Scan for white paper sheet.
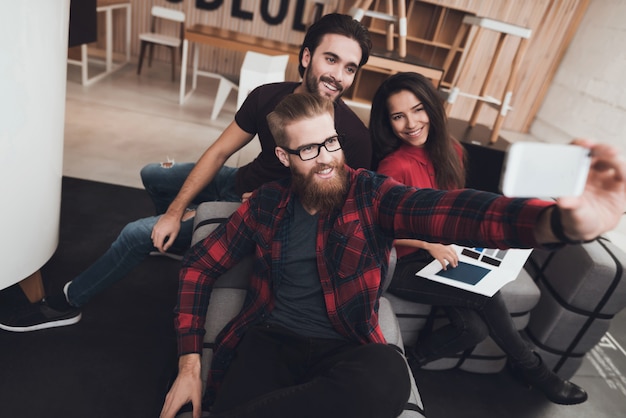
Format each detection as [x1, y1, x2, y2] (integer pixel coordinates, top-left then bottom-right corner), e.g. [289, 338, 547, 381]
[415, 245, 532, 297]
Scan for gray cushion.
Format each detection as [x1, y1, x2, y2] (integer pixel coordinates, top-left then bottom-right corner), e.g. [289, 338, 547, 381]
[384, 265, 541, 374]
[192, 201, 242, 246]
[529, 238, 626, 314]
[525, 237, 626, 378]
[379, 297, 426, 418]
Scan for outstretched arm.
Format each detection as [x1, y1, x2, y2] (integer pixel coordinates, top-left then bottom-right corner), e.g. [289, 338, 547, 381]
[534, 139, 626, 244]
[152, 122, 254, 252]
[160, 354, 202, 418]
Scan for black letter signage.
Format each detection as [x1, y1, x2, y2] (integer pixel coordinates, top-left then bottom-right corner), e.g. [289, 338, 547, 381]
[196, 0, 223, 11]
[260, 0, 289, 25]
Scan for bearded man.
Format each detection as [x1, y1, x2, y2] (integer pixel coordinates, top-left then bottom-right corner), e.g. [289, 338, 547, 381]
[161, 93, 626, 418]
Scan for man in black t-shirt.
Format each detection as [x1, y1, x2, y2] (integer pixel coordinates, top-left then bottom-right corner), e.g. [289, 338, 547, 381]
[146, 14, 373, 255]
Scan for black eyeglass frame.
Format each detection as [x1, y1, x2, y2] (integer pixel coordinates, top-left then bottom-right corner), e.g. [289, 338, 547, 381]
[281, 134, 344, 161]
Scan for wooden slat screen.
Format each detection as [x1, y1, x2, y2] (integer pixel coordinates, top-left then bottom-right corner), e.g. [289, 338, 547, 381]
[95, 0, 589, 133]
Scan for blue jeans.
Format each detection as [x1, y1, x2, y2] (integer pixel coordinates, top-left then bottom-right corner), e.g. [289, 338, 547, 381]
[141, 163, 241, 214]
[67, 215, 194, 307]
[66, 164, 241, 307]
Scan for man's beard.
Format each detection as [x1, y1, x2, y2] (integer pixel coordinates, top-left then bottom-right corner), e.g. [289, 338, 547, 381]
[305, 70, 344, 99]
[291, 162, 348, 214]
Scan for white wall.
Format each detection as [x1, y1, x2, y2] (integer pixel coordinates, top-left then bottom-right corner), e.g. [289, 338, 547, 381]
[531, 0, 626, 155]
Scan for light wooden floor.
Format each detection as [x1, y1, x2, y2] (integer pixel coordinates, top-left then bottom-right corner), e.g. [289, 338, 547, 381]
[64, 59, 259, 189]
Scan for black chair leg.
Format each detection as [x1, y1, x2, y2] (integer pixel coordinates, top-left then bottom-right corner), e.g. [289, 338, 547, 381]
[148, 43, 154, 67]
[170, 47, 176, 82]
[137, 41, 147, 75]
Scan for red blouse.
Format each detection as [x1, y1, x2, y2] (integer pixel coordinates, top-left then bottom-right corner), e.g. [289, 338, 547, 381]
[377, 143, 463, 258]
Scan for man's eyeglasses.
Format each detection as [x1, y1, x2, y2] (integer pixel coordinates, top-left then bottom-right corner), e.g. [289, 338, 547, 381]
[281, 135, 343, 161]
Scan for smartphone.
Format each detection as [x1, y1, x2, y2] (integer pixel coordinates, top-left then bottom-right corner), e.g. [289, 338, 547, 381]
[500, 142, 591, 198]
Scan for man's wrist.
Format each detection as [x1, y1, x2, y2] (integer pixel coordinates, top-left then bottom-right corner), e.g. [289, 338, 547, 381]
[550, 206, 595, 245]
[178, 353, 201, 374]
[165, 204, 188, 220]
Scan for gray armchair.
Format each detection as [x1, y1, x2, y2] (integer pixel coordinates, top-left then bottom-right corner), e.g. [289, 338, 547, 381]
[175, 201, 425, 418]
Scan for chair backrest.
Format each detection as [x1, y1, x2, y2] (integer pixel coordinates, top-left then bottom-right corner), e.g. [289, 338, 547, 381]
[190, 202, 249, 392]
[192, 202, 251, 290]
[237, 51, 289, 110]
[151, 5, 185, 23]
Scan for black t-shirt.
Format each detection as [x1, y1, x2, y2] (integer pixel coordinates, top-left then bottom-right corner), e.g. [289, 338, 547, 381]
[234, 82, 371, 195]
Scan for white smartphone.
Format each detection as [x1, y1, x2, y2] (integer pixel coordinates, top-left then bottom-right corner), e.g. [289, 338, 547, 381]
[500, 142, 592, 198]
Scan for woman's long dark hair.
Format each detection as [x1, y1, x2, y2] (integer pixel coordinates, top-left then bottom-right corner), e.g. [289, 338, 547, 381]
[370, 72, 466, 190]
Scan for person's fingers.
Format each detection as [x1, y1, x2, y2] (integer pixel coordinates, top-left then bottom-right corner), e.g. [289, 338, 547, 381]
[162, 232, 178, 252]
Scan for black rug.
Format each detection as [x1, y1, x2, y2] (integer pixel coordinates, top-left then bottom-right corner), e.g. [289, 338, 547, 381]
[0, 177, 180, 418]
[2, 178, 626, 418]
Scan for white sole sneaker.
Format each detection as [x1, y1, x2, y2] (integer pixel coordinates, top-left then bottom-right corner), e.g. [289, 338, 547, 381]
[0, 302, 82, 332]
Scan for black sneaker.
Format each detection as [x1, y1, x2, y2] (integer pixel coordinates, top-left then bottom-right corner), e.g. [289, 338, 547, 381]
[0, 300, 81, 332]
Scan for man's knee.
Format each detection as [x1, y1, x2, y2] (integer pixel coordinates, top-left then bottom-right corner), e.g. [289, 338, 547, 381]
[348, 344, 411, 417]
[118, 217, 158, 250]
[140, 163, 163, 188]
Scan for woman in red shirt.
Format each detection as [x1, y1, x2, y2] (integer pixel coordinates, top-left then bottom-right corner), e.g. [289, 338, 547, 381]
[370, 72, 586, 405]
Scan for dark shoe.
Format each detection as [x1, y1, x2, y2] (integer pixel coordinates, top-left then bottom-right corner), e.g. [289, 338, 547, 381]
[45, 290, 73, 312]
[0, 300, 81, 332]
[405, 345, 431, 370]
[509, 352, 588, 405]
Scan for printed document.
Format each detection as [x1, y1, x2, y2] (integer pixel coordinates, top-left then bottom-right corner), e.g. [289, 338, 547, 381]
[416, 245, 532, 297]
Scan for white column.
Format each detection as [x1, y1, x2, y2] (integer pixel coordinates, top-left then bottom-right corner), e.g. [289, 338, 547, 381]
[0, 0, 70, 290]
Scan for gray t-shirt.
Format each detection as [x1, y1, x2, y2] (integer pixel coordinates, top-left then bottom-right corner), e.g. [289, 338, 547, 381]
[267, 200, 346, 340]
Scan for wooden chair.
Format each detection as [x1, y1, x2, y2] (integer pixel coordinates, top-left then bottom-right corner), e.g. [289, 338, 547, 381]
[137, 6, 185, 82]
[442, 16, 532, 143]
[350, 0, 407, 57]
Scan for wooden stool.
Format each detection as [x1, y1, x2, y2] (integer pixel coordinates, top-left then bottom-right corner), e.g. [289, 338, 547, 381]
[350, 0, 407, 57]
[443, 16, 532, 143]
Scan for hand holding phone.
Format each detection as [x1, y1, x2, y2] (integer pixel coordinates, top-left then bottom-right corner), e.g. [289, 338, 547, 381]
[500, 142, 592, 198]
